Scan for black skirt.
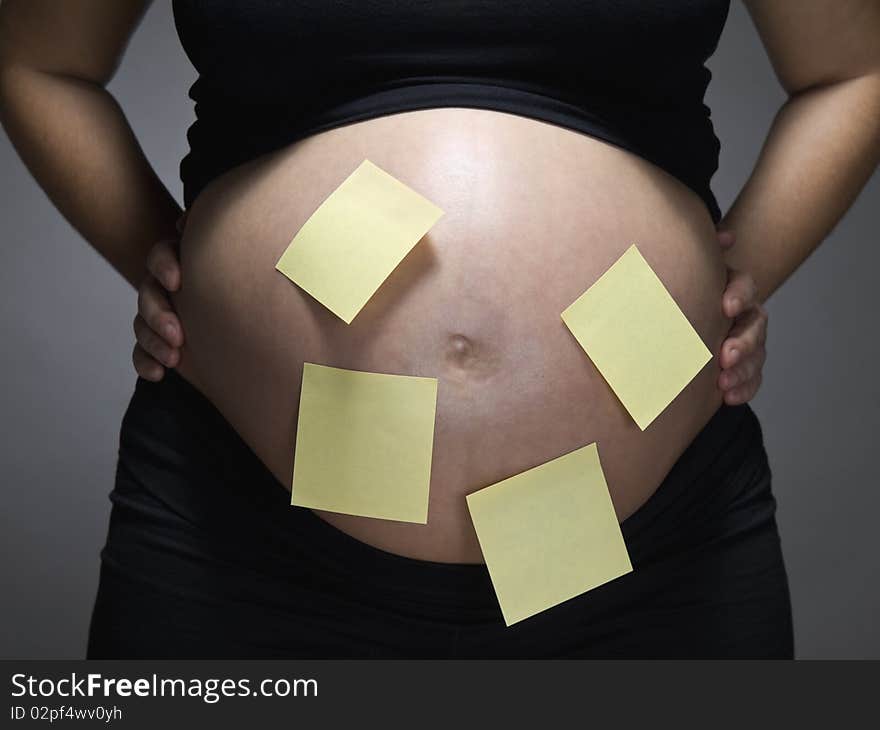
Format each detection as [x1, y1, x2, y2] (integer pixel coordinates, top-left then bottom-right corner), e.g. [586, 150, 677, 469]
[87, 368, 793, 658]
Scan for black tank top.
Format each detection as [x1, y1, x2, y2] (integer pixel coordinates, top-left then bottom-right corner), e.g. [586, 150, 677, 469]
[171, 1, 730, 223]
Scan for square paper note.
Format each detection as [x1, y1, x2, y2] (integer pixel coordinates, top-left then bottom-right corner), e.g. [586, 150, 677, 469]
[466, 443, 632, 626]
[561, 244, 712, 430]
[275, 159, 444, 324]
[291, 362, 438, 523]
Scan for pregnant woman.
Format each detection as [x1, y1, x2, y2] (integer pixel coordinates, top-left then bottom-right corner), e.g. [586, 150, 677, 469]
[2, 1, 878, 658]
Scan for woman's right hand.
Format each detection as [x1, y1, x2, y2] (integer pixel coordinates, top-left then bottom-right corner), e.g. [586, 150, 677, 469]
[132, 211, 187, 381]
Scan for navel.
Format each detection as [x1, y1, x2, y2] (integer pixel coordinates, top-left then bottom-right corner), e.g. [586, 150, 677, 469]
[444, 332, 498, 381]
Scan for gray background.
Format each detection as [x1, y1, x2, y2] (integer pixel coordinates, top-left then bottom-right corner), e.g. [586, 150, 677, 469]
[1, 3, 877, 659]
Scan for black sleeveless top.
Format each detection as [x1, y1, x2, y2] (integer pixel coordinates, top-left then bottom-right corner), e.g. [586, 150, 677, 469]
[171, 1, 730, 223]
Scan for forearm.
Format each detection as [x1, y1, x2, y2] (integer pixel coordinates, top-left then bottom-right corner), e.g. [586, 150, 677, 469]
[720, 71, 880, 301]
[0, 64, 181, 289]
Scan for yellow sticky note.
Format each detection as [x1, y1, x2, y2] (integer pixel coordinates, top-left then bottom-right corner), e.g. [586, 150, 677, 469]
[275, 159, 444, 324]
[466, 443, 632, 626]
[561, 244, 712, 430]
[291, 362, 438, 523]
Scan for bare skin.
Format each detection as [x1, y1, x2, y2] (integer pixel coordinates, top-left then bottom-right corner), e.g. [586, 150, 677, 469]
[2, 1, 879, 562]
[137, 198, 765, 402]
[160, 108, 732, 561]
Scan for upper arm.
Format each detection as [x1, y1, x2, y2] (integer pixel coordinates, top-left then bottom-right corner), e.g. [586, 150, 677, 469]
[0, 0, 152, 85]
[743, 0, 880, 94]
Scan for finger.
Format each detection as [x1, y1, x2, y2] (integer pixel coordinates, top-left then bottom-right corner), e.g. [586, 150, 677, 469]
[723, 371, 763, 406]
[132, 342, 165, 382]
[719, 326, 758, 369]
[137, 276, 184, 347]
[721, 306, 768, 367]
[722, 306, 768, 363]
[716, 227, 736, 250]
[719, 346, 766, 390]
[145, 239, 182, 292]
[133, 314, 180, 368]
[722, 270, 758, 318]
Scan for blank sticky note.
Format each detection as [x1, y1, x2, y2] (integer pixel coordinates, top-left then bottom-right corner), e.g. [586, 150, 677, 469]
[291, 362, 438, 523]
[275, 159, 444, 324]
[561, 244, 712, 430]
[466, 443, 632, 626]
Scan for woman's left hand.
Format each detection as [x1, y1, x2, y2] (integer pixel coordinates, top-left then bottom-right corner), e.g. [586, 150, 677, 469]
[716, 227, 768, 405]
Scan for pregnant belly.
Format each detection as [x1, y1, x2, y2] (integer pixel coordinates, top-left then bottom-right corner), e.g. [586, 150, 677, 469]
[170, 107, 729, 563]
